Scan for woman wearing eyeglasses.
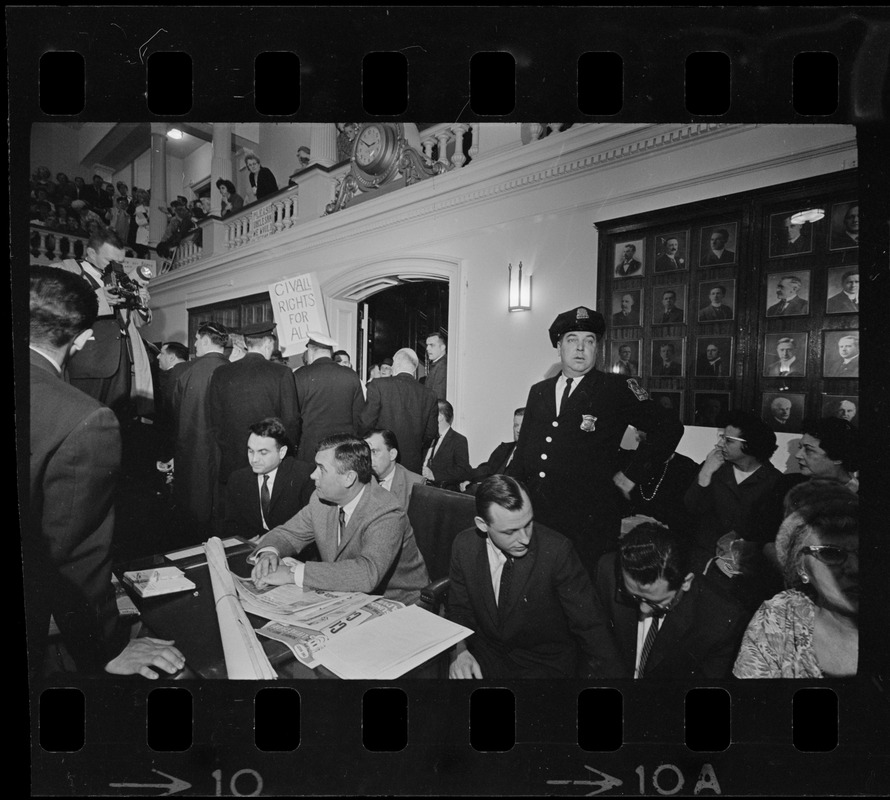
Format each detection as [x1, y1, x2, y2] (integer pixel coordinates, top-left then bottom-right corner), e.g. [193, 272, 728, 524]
[733, 495, 858, 678]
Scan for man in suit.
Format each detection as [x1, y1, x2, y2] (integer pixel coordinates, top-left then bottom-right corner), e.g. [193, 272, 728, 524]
[293, 332, 364, 464]
[422, 399, 473, 492]
[827, 270, 859, 313]
[222, 417, 314, 540]
[834, 204, 859, 248]
[775, 216, 810, 255]
[766, 337, 804, 376]
[696, 342, 725, 377]
[364, 429, 424, 510]
[83, 173, 112, 212]
[701, 228, 735, 265]
[833, 399, 858, 425]
[27, 265, 185, 679]
[698, 285, 733, 321]
[612, 344, 638, 376]
[765, 396, 799, 432]
[465, 408, 525, 493]
[154, 341, 190, 461]
[209, 321, 301, 492]
[767, 276, 809, 316]
[360, 346, 438, 474]
[588, 523, 748, 679]
[172, 321, 230, 537]
[507, 306, 683, 577]
[611, 292, 640, 326]
[249, 434, 429, 605]
[654, 236, 684, 272]
[423, 332, 448, 400]
[447, 476, 601, 679]
[652, 343, 682, 376]
[826, 334, 860, 377]
[657, 289, 684, 323]
[614, 243, 642, 277]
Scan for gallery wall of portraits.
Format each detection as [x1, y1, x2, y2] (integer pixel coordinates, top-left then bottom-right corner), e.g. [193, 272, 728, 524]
[596, 170, 859, 431]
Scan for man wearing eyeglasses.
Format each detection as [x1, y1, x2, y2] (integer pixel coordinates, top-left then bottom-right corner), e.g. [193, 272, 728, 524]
[588, 523, 748, 679]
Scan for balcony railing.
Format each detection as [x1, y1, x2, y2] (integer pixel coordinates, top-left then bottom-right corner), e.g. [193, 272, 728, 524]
[29, 224, 153, 266]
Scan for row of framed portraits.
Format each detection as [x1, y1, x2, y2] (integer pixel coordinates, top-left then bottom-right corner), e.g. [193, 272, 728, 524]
[609, 330, 860, 379]
[658, 391, 859, 433]
[611, 265, 859, 327]
[612, 199, 859, 278]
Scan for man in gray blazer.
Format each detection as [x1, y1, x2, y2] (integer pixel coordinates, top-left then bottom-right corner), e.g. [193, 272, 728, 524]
[249, 434, 429, 604]
[364, 429, 424, 511]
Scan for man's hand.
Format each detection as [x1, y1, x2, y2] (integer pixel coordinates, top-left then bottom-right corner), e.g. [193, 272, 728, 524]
[449, 649, 483, 679]
[698, 446, 725, 485]
[251, 551, 280, 585]
[105, 637, 185, 679]
[612, 470, 636, 500]
[422, 466, 435, 482]
[101, 286, 125, 306]
[253, 565, 295, 589]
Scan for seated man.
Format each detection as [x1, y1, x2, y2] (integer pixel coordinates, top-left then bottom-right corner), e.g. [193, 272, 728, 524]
[422, 399, 472, 492]
[222, 417, 314, 541]
[447, 475, 600, 679]
[464, 407, 524, 494]
[588, 522, 748, 680]
[249, 434, 429, 604]
[364, 429, 424, 511]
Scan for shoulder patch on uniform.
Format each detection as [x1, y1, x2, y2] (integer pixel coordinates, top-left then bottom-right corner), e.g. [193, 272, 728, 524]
[627, 378, 649, 401]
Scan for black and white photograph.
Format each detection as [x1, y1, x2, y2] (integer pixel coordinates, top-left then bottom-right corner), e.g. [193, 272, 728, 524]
[650, 337, 685, 377]
[826, 265, 860, 314]
[829, 200, 859, 250]
[652, 284, 686, 325]
[767, 210, 815, 258]
[608, 340, 641, 376]
[610, 288, 643, 326]
[765, 271, 812, 317]
[613, 238, 645, 278]
[761, 392, 806, 433]
[698, 221, 738, 267]
[650, 390, 684, 420]
[694, 336, 733, 377]
[697, 278, 736, 322]
[693, 391, 731, 427]
[822, 394, 859, 427]
[823, 330, 860, 378]
[763, 332, 809, 377]
[653, 230, 689, 272]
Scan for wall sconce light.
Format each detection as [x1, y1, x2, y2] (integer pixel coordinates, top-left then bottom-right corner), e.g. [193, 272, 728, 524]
[167, 128, 184, 140]
[508, 262, 532, 312]
[790, 208, 825, 225]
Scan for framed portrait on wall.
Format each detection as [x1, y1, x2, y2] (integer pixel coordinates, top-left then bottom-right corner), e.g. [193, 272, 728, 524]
[829, 200, 859, 251]
[763, 332, 808, 377]
[694, 335, 733, 377]
[822, 330, 860, 378]
[761, 392, 806, 433]
[697, 278, 736, 322]
[826, 265, 859, 314]
[698, 221, 738, 267]
[610, 288, 643, 327]
[767, 210, 815, 258]
[765, 271, 812, 317]
[650, 338, 685, 377]
[822, 395, 859, 427]
[613, 238, 645, 278]
[608, 340, 641, 376]
[650, 390, 684, 420]
[653, 230, 689, 273]
[651, 284, 687, 325]
[693, 391, 730, 427]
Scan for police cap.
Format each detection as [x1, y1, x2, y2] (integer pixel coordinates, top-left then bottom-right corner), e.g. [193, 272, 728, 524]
[306, 331, 337, 350]
[548, 306, 605, 347]
[240, 321, 277, 337]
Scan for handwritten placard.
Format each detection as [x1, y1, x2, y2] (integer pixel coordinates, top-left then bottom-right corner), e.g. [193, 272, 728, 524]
[122, 256, 157, 278]
[268, 271, 329, 354]
[251, 204, 278, 239]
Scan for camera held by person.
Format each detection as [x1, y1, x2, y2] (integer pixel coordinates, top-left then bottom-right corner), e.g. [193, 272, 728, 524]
[104, 261, 151, 310]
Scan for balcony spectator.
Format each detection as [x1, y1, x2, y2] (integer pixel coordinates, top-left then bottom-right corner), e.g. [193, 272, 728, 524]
[133, 190, 151, 258]
[107, 196, 131, 242]
[216, 178, 244, 218]
[156, 204, 195, 259]
[55, 172, 77, 203]
[287, 146, 312, 186]
[245, 154, 278, 203]
[31, 165, 56, 199]
[72, 176, 88, 202]
[84, 174, 110, 211]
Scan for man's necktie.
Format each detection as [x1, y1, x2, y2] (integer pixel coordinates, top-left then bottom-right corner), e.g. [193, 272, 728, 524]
[637, 615, 661, 677]
[559, 377, 573, 415]
[424, 437, 439, 467]
[498, 556, 514, 610]
[338, 507, 346, 547]
[261, 475, 271, 522]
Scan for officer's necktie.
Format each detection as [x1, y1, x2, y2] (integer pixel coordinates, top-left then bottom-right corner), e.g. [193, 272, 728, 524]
[559, 377, 573, 415]
[637, 615, 661, 677]
[260, 475, 271, 523]
[498, 556, 514, 609]
[338, 507, 346, 547]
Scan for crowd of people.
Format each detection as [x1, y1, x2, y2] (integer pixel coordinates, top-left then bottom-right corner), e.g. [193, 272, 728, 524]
[27, 246, 861, 682]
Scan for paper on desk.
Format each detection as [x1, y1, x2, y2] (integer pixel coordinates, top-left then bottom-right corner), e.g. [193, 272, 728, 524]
[204, 537, 277, 680]
[167, 537, 244, 561]
[314, 605, 472, 679]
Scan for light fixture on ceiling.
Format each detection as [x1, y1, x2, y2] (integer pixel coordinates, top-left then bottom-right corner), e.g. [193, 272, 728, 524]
[508, 262, 532, 312]
[167, 128, 184, 140]
[790, 208, 825, 225]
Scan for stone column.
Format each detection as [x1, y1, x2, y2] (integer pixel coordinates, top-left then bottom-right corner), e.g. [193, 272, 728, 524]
[149, 123, 168, 246]
[210, 123, 234, 217]
[309, 123, 338, 167]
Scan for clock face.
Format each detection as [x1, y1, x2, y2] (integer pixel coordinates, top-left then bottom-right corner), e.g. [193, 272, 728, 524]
[355, 125, 383, 166]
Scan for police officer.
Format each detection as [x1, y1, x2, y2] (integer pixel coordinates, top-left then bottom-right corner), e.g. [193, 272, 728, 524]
[507, 306, 684, 576]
